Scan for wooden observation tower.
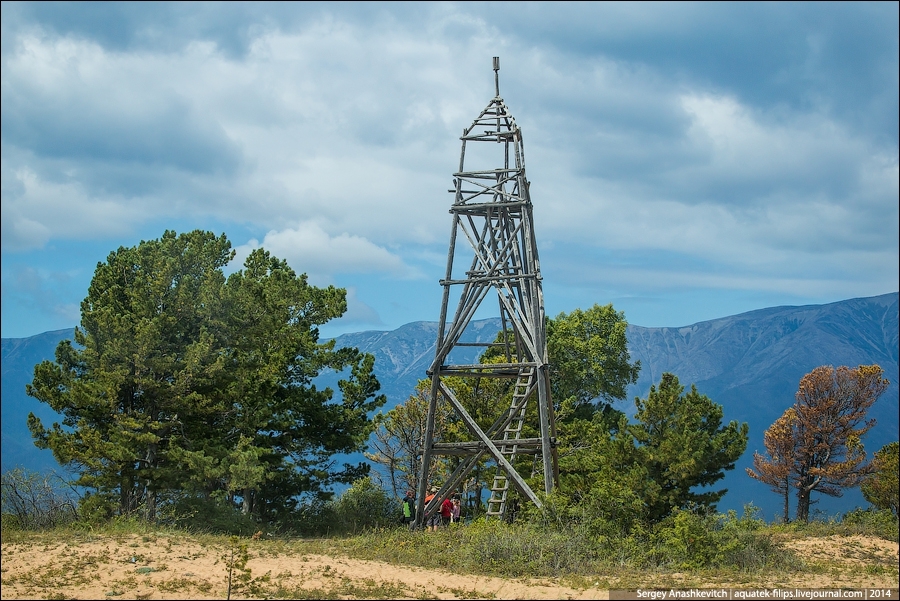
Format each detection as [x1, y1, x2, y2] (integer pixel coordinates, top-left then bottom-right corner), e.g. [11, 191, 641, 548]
[414, 58, 557, 526]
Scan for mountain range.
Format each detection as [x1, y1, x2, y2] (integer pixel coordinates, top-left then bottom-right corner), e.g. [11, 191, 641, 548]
[3, 292, 897, 521]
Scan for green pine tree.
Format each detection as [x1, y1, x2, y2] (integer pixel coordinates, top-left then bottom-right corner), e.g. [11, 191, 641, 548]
[27, 231, 385, 521]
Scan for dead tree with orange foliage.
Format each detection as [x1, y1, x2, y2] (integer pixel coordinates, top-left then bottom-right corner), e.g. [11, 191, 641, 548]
[747, 364, 889, 523]
[792, 364, 889, 522]
[747, 408, 798, 523]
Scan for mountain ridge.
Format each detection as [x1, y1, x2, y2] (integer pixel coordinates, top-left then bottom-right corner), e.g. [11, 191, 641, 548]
[3, 292, 897, 520]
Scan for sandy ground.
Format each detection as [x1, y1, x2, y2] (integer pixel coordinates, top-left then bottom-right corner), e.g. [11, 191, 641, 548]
[1, 532, 897, 600]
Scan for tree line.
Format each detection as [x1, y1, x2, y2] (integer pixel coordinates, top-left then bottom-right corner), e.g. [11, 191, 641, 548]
[21, 230, 896, 530]
[367, 313, 894, 525]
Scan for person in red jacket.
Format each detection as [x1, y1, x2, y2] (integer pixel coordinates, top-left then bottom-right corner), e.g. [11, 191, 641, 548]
[439, 494, 453, 528]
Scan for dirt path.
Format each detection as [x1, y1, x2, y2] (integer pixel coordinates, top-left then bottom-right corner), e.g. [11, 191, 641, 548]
[1, 533, 897, 599]
[0, 534, 605, 600]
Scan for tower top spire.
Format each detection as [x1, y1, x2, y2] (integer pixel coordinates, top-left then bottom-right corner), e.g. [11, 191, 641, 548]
[493, 56, 500, 97]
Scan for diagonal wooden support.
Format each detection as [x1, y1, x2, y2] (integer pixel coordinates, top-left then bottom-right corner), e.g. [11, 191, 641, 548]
[438, 382, 541, 507]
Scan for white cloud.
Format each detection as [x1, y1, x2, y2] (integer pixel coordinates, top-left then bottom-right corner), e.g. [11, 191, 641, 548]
[231, 222, 419, 280]
[530, 89, 898, 280]
[0, 162, 147, 251]
[1, 3, 896, 336]
[676, 94, 862, 198]
[0, 17, 503, 248]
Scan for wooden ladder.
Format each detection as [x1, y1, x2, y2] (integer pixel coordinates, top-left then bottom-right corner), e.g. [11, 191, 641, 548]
[485, 366, 533, 519]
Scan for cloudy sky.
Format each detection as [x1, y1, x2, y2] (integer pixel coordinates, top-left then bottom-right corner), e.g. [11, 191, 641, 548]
[2, 2, 897, 340]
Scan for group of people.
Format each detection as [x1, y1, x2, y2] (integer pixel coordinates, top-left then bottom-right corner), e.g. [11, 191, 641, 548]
[400, 487, 461, 531]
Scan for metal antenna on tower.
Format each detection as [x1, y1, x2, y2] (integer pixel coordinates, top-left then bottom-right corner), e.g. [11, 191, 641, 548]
[415, 57, 558, 527]
[493, 56, 500, 97]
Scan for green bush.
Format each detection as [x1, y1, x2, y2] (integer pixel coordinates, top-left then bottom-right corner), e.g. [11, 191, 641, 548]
[286, 498, 339, 536]
[459, 518, 598, 576]
[331, 477, 399, 534]
[840, 507, 899, 541]
[772, 506, 900, 542]
[862, 441, 899, 516]
[344, 517, 602, 577]
[76, 491, 115, 525]
[648, 504, 800, 571]
[168, 494, 259, 535]
[341, 507, 798, 577]
[654, 509, 719, 569]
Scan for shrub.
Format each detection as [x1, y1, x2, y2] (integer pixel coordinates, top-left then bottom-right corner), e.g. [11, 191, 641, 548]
[862, 441, 898, 516]
[76, 490, 115, 525]
[841, 507, 899, 541]
[652, 509, 718, 569]
[1, 468, 79, 530]
[650, 504, 800, 571]
[168, 494, 259, 535]
[459, 518, 598, 576]
[331, 477, 399, 534]
[285, 498, 338, 536]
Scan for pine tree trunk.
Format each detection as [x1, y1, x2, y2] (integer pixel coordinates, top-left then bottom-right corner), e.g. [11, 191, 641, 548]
[782, 480, 790, 523]
[781, 477, 791, 524]
[121, 473, 135, 516]
[145, 442, 158, 521]
[796, 486, 810, 523]
[146, 490, 157, 522]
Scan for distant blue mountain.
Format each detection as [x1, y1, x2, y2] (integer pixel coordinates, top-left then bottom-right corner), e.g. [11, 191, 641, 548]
[624, 293, 898, 519]
[3, 292, 897, 520]
[326, 292, 898, 520]
[1, 328, 76, 475]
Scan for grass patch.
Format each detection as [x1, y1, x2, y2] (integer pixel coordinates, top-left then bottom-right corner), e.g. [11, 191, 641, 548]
[770, 508, 899, 541]
[2, 508, 897, 598]
[322, 511, 803, 580]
